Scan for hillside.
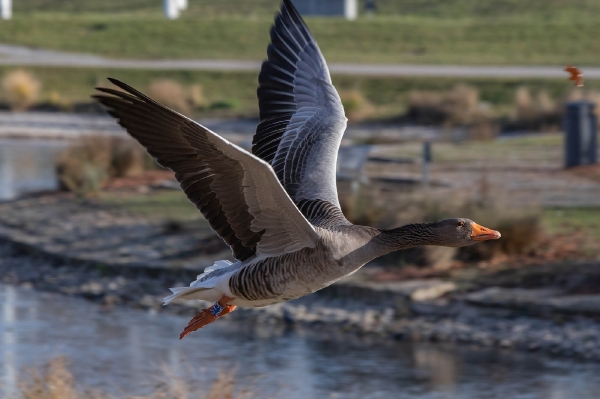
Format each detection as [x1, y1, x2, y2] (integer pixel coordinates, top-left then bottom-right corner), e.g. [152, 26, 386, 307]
[0, 0, 597, 65]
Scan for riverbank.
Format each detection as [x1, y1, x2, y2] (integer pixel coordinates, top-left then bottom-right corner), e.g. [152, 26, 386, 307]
[3, 229, 600, 361]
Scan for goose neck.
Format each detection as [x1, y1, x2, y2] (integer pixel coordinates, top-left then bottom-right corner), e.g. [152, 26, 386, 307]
[375, 223, 441, 254]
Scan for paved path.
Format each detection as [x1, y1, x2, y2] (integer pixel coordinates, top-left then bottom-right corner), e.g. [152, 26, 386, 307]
[1, 44, 599, 78]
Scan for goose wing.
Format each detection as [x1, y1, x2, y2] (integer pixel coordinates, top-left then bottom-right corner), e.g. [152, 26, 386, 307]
[253, 0, 348, 217]
[94, 78, 318, 261]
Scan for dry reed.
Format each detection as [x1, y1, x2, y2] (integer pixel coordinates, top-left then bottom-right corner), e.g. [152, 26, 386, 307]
[339, 89, 374, 122]
[56, 137, 151, 194]
[338, 180, 543, 266]
[407, 84, 496, 140]
[14, 357, 255, 399]
[147, 79, 190, 114]
[1, 69, 41, 111]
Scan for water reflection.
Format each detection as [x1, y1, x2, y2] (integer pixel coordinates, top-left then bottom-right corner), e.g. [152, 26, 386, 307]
[1, 284, 600, 399]
[0, 139, 67, 200]
[2, 285, 17, 396]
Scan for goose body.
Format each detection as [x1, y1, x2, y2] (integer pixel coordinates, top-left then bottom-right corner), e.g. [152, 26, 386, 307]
[94, 0, 500, 338]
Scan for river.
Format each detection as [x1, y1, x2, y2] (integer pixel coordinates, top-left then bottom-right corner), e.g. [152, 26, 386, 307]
[0, 138, 67, 201]
[1, 285, 600, 399]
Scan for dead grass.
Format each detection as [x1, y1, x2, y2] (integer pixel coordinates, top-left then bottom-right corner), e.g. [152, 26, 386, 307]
[147, 79, 190, 114]
[338, 180, 544, 267]
[406, 84, 496, 140]
[508, 86, 562, 131]
[1, 69, 41, 111]
[339, 90, 374, 122]
[57, 136, 153, 195]
[14, 357, 256, 399]
[189, 84, 207, 109]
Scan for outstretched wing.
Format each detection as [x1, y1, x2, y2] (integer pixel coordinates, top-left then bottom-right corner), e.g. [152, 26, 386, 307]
[94, 78, 318, 261]
[253, 0, 348, 216]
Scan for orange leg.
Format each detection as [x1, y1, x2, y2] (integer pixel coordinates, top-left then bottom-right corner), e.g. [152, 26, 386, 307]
[179, 295, 235, 339]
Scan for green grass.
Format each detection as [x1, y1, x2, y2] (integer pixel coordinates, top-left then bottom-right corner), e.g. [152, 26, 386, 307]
[13, 0, 600, 20]
[0, 67, 262, 116]
[0, 0, 598, 65]
[2, 65, 595, 119]
[543, 208, 600, 238]
[99, 190, 207, 223]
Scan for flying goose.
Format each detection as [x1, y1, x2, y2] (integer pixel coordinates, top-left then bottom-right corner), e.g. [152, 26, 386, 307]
[94, 0, 500, 339]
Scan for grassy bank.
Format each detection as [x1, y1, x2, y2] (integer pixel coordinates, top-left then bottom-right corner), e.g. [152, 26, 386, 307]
[1, 0, 599, 65]
[2, 66, 596, 119]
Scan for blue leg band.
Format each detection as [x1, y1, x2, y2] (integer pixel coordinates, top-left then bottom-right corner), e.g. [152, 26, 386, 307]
[210, 302, 225, 317]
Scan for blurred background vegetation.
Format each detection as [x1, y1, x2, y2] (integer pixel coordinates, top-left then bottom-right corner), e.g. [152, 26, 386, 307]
[2, 0, 599, 65]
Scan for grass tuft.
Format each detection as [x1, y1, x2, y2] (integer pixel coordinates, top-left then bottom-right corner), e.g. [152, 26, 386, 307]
[339, 90, 374, 122]
[1, 69, 41, 111]
[56, 137, 152, 195]
[15, 356, 255, 399]
[147, 79, 190, 114]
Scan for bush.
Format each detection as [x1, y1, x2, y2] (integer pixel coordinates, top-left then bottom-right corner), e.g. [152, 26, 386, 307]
[209, 99, 240, 110]
[339, 89, 374, 122]
[147, 79, 190, 114]
[407, 84, 480, 125]
[56, 136, 151, 195]
[1, 69, 41, 111]
[508, 86, 561, 131]
[189, 84, 207, 109]
[406, 84, 496, 139]
[338, 182, 544, 267]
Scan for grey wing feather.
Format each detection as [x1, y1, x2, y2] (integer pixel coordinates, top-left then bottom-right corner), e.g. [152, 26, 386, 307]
[253, 0, 347, 214]
[94, 78, 318, 260]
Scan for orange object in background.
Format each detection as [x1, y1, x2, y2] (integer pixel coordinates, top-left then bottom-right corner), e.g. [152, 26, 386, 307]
[565, 65, 584, 87]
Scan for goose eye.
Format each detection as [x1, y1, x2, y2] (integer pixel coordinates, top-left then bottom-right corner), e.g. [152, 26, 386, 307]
[457, 221, 465, 227]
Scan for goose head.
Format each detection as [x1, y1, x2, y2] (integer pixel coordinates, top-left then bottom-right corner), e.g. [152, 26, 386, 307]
[428, 218, 501, 247]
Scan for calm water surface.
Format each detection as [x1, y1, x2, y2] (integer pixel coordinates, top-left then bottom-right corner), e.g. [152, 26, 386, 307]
[1, 285, 600, 398]
[0, 139, 67, 201]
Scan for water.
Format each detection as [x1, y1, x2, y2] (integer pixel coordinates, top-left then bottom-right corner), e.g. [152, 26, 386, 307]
[1, 285, 600, 398]
[0, 139, 67, 201]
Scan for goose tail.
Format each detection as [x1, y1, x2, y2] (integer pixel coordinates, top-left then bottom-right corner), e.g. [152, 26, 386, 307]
[162, 260, 235, 305]
[162, 286, 210, 305]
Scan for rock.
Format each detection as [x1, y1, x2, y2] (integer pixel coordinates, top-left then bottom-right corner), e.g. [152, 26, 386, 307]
[546, 295, 600, 316]
[80, 282, 104, 295]
[466, 288, 600, 318]
[465, 287, 560, 309]
[409, 280, 457, 301]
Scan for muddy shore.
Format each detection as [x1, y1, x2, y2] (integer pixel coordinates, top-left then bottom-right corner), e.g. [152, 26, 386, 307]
[3, 234, 600, 361]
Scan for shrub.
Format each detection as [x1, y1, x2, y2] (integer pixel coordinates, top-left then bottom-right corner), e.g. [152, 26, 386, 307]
[509, 87, 561, 131]
[56, 136, 151, 195]
[147, 79, 190, 114]
[407, 84, 480, 125]
[339, 89, 374, 122]
[209, 99, 240, 110]
[1, 69, 41, 111]
[406, 84, 496, 139]
[338, 183, 544, 267]
[189, 84, 207, 109]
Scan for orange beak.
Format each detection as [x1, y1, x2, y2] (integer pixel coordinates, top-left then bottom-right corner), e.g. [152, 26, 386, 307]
[471, 222, 501, 241]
